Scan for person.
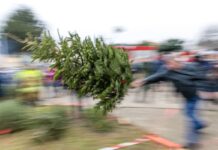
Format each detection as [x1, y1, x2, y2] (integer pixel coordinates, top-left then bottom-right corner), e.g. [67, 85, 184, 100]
[43, 67, 55, 98]
[207, 62, 218, 104]
[131, 55, 207, 149]
[52, 68, 63, 97]
[193, 55, 217, 104]
[43, 67, 64, 98]
[15, 65, 42, 105]
[0, 69, 5, 98]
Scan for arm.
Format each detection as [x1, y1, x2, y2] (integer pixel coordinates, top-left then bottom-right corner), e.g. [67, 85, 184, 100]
[142, 68, 167, 85]
[130, 68, 168, 88]
[131, 67, 167, 88]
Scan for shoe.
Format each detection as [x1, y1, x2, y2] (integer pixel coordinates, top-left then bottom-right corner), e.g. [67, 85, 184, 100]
[196, 124, 208, 130]
[183, 143, 200, 150]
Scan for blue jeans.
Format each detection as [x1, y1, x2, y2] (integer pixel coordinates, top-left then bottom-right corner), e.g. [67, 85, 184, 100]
[185, 96, 204, 144]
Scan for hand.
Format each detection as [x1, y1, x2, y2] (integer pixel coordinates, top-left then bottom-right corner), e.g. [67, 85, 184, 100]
[130, 79, 145, 88]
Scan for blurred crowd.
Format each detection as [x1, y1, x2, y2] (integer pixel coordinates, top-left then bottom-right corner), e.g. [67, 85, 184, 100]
[0, 50, 218, 105]
[0, 59, 64, 104]
[132, 50, 218, 104]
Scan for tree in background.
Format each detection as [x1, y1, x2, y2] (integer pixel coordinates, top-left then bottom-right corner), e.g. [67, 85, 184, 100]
[1, 7, 45, 53]
[137, 40, 159, 46]
[158, 39, 184, 53]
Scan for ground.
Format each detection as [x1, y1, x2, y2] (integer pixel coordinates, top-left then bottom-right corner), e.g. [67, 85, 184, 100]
[39, 84, 218, 150]
[0, 121, 166, 150]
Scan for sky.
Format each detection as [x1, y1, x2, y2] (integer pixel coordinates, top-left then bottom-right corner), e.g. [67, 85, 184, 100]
[1, 0, 218, 44]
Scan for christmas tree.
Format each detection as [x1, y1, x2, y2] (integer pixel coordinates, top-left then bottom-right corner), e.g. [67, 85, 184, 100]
[24, 32, 132, 113]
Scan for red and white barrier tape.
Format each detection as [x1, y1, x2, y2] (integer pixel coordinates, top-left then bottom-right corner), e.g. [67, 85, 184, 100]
[99, 134, 182, 150]
[99, 138, 150, 150]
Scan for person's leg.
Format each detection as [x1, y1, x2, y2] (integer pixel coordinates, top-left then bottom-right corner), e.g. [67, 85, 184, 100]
[53, 81, 59, 97]
[53, 80, 63, 97]
[185, 97, 205, 129]
[184, 97, 205, 145]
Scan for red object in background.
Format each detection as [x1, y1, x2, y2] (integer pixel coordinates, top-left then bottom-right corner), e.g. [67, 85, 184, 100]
[144, 134, 181, 149]
[180, 51, 190, 56]
[0, 129, 12, 135]
[188, 57, 196, 62]
[114, 46, 157, 51]
[180, 51, 197, 56]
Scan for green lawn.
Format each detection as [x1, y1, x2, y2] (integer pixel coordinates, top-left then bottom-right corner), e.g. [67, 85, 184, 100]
[0, 121, 166, 150]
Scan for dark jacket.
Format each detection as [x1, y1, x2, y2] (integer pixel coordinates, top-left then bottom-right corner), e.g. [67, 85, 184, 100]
[150, 60, 165, 74]
[143, 65, 206, 99]
[193, 61, 214, 92]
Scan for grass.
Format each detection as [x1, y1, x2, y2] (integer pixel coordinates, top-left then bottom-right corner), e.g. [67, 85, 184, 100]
[0, 120, 166, 150]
